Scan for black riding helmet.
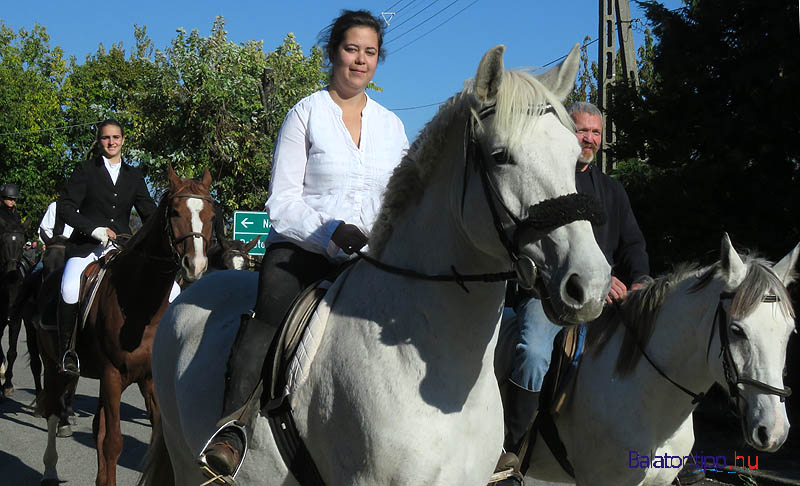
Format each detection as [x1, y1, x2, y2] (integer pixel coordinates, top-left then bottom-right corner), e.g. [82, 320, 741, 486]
[0, 183, 19, 199]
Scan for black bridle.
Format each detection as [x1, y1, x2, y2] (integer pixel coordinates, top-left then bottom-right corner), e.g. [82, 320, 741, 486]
[616, 290, 792, 406]
[356, 103, 604, 292]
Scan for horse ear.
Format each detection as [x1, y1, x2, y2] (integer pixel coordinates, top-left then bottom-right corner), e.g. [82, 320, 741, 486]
[244, 236, 260, 252]
[773, 241, 800, 287]
[474, 45, 505, 104]
[168, 163, 181, 189]
[535, 43, 581, 101]
[201, 167, 212, 189]
[720, 233, 747, 288]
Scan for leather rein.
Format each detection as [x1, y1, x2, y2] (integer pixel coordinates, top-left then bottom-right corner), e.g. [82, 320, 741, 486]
[616, 290, 792, 405]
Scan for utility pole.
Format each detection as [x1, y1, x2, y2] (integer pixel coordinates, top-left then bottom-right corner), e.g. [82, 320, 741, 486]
[598, 0, 639, 172]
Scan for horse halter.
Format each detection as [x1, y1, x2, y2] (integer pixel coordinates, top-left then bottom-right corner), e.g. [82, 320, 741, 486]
[708, 291, 792, 403]
[164, 193, 215, 266]
[465, 104, 605, 288]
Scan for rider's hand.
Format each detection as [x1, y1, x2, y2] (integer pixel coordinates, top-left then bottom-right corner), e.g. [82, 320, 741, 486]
[91, 227, 110, 246]
[106, 228, 117, 241]
[605, 276, 628, 304]
[331, 223, 368, 255]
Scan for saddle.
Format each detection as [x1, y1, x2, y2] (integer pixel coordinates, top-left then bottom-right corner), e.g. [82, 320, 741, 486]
[77, 250, 119, 331]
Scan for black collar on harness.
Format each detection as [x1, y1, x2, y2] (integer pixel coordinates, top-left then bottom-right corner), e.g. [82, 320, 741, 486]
[356, 103, 605, 292]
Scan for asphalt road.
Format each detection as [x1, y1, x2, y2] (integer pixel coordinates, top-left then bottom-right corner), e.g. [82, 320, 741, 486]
[0, 328, 152, 485]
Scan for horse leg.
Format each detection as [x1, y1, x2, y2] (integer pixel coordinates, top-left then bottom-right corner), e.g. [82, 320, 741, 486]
[41, 414, 61, 485]
[23, 309, 44, 396]
[95, 368, 125, 486]
[56, 383, 74, 437]
[137, 377, 159, 425]
[3, 315, 21, 397]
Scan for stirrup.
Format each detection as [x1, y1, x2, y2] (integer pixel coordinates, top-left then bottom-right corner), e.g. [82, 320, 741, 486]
[197, 420, 248, 481]
[487, 468, 524, 485]
[59, 350, 80, 378]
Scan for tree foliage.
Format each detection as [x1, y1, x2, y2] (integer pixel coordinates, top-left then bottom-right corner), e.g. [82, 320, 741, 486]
[0, 23, 69, 230]
[0, 17, 325, 239]
[609, 0, 800, 270]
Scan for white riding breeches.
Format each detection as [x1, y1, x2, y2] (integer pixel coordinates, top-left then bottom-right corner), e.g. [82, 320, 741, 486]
[61, 243, 181, 304]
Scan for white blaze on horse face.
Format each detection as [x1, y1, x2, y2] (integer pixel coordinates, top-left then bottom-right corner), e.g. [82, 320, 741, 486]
[731, 302, 793, 452]
[186, 198, 208, 276]
[231, 255, 245, 270]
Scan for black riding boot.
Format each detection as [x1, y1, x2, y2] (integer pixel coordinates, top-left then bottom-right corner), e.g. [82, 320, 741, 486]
[492, 384, 541, 486]
[199, 313, 274, 479]
[57, 297, 80, 378]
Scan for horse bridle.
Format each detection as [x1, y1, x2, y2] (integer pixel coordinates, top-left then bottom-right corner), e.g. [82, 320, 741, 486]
[356, 103, 604, 292]
[617, 289, 792, 406]
[163, 193, 215, 267]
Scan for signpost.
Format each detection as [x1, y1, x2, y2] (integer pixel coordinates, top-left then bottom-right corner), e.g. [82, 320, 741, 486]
[232, 211, 270, 256]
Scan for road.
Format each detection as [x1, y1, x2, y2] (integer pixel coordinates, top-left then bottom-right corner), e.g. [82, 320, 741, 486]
[1, 325, 740, 486]
[0, 328, 151, 485]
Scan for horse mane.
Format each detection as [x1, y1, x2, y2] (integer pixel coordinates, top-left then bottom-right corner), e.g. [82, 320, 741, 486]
[369, 69, 573, 257]
[586, 254, 795, 377]
[124, 174, 209, 253]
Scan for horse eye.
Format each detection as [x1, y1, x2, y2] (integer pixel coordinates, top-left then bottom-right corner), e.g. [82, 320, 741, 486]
[492, 149, 514, 165]
[729, 323, 747, 339]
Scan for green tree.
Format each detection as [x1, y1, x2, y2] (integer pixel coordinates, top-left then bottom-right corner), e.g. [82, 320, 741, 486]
[136, 17, 325, 224]
[566, 36, 599, 106]
[609, 0, 800, 270]
[0, 22, 69, 235]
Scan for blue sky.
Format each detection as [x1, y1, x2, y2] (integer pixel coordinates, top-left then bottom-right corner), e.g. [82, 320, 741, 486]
[2, 0, 683, 141]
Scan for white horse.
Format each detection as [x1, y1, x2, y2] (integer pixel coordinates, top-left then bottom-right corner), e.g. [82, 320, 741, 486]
[496, 234, 797, 486]
[141, 44, 613, 486]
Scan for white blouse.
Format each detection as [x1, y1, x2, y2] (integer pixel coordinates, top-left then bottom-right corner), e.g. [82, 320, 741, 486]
[265, 88, 409, 261]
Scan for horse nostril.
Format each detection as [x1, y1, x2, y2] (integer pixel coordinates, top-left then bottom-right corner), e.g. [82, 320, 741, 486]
[757, 425, 769, 445]
[565, 273, 585, 305]
[182, 254, 192, 270]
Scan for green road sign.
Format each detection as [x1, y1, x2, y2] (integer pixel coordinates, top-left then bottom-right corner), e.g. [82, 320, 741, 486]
[232, 211, 270, 256]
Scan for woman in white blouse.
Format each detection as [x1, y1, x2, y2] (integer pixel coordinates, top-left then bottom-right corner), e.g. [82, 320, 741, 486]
[199, 9, 409, 478]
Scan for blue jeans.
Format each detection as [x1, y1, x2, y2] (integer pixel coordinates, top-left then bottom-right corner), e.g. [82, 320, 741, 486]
[505, 297, 562, 392]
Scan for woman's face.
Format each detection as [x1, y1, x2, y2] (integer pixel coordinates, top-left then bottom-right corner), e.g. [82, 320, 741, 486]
[98, 125, 125, 159]
[331, 26, 380, 97]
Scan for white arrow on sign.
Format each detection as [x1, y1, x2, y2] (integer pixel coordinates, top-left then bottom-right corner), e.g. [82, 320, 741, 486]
[240, 217, 253, 228]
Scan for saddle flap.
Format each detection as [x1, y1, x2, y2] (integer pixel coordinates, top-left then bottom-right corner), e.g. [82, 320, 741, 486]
[264, 279, 331, 409]
[77, 249, 119, 330]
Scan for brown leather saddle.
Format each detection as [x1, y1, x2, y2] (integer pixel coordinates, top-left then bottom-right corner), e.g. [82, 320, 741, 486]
[77, 250, 119, 330]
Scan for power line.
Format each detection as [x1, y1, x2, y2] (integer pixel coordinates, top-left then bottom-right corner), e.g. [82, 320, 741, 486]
[385, 0, 463, 45]
[383, 0, 406, 11]
[390, 0, 481, 53]
[386, 0, 443, 36]
[0, 120, 103, 137]
[395, 0, 421, 15]
[389, 35, 598, 111]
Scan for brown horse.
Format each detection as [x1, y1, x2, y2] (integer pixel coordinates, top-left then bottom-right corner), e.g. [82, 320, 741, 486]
[35, 166, 215, 486]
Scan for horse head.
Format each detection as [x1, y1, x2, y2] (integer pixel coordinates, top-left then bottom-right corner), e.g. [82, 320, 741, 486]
[223, 237, 259, 270]
[166, 165, 215, 283]
[715, 233, 797, 452]
[41, 235, 68, 280]
[468, 45, 610, 324]
[0, 223, 25, 275]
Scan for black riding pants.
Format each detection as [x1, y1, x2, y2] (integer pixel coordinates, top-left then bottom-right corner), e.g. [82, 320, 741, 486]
[221, 242, 336, 418]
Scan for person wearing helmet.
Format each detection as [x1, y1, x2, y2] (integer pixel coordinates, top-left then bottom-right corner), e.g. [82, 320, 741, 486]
[0, 183, 22, 229]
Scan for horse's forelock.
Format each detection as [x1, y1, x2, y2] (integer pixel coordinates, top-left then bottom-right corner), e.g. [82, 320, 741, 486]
[731, 259, 795, 321]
